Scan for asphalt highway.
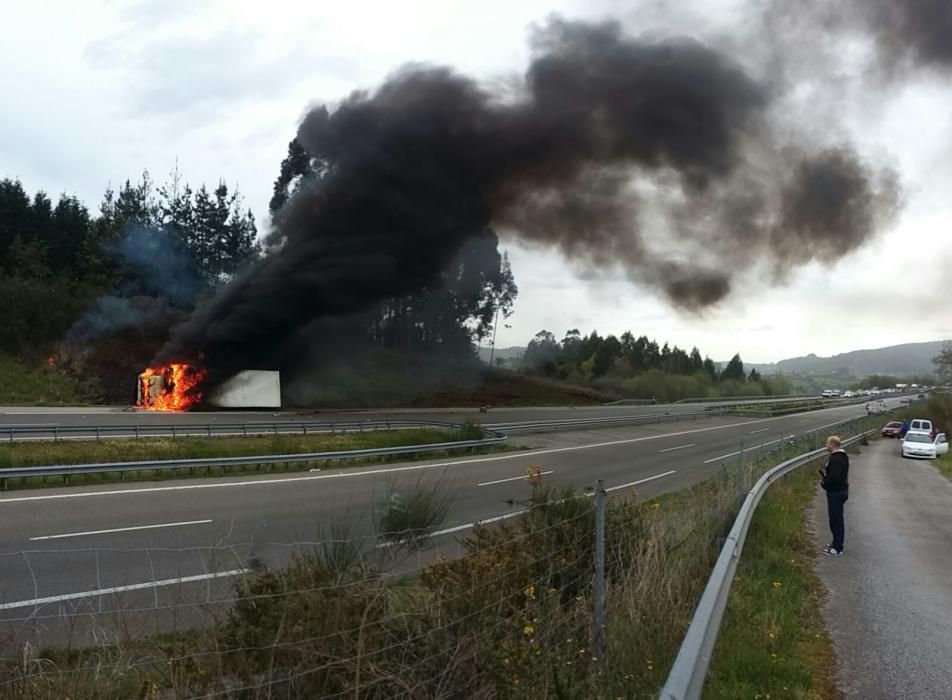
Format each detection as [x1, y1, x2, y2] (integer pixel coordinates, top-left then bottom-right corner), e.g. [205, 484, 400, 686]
[0, 398, 901, 634]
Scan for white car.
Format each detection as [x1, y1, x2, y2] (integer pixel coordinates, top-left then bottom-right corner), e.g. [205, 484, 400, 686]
[909, 418, 933, 436]
[901, 431, 949, 459]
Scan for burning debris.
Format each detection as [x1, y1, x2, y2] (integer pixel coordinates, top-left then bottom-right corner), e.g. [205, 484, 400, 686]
[137, 363, 207, 412]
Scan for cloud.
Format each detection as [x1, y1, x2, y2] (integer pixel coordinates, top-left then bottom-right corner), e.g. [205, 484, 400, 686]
[118, 0, 196, 29]
[86, 26, 357, 122]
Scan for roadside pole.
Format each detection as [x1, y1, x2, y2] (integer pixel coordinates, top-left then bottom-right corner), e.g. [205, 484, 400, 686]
[593, 479, 607, 664]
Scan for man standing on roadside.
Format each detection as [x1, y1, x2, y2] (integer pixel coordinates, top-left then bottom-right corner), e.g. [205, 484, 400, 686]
[820, 435, 849, 556]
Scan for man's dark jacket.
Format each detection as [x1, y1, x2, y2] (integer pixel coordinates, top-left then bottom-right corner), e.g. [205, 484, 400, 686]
[822, 449, 849, 492]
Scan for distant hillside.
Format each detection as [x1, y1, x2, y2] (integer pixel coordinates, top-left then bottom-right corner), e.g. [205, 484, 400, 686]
[477, 346, 526, 363]
[744, 340, 948, 377]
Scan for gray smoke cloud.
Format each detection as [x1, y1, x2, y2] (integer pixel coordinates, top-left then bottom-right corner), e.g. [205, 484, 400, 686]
[69, 224, 200, 342]
[155, 15, 902, 379]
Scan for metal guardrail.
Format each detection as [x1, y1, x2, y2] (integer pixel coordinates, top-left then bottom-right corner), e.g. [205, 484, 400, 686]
[673, 394, 818, 404]
[2, 418, 465, 442]
[659, 427, 873, 700]
[1, 411, 731, 443]
[0, 430, 509, 487]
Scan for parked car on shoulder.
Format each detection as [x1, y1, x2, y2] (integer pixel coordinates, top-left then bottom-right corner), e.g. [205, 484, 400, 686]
[901, 431, 949, 459]
[909, 418, 935, 438]
[882, 421, 904, 438]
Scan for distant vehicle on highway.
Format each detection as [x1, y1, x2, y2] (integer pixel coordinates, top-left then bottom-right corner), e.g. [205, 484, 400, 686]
[900, 431, 948, 459]
[882, 421, 904, 438]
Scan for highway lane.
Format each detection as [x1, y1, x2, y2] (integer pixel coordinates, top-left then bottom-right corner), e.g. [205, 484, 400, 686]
[0, 398, 899, 626]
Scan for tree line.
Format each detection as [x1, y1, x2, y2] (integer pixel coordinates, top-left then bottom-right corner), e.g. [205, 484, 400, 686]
[521, 329, 788, 401]
[0, 168, 259, 399]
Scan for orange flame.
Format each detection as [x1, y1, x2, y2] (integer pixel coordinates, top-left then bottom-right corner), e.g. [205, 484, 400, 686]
[138, 363, 207, 412]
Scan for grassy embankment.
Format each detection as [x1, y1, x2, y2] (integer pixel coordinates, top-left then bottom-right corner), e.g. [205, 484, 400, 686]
[0, 428, 862, 698]
[0, 355, 84, 406]
[704, 455, 852, 698]
[0, 425, 506, 490]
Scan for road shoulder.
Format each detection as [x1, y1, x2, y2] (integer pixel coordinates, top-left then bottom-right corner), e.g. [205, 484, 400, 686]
[811, 440, 952, 699]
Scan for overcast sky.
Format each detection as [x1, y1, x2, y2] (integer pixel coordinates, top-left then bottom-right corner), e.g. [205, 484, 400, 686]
[2, 0, 950, 362]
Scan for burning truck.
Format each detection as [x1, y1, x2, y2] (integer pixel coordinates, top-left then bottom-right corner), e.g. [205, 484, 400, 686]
[137, 365, 281, 411]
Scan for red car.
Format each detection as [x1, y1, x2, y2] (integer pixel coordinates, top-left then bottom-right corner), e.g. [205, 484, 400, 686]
[882, 421, 904, 438]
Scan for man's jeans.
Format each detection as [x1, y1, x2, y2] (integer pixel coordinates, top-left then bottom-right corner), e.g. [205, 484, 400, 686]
[827, 489, 849, 551]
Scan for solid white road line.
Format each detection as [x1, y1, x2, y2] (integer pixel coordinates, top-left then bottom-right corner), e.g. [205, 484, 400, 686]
[659, 443, 696, 453]
[605, 470, 677, 492]
[28, 519, 213, 541]
[0, 569, 249, 611]
[477, 472, 554, 487]
[750, 428, 769, 434]
[0, 408, 867, 505]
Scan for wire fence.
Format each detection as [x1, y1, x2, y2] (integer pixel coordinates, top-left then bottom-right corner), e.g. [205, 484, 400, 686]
[0, 414, 880, 699]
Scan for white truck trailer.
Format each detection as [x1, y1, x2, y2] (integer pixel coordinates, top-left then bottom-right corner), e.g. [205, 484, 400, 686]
[207, 370, 282, 409]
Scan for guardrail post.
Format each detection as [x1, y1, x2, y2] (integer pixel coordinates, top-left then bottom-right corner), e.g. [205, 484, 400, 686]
[96, 425, 100, 441]
[172, 425, 177, 439]
[135, 425, 139, 439]
[593, 478, 607, 665]
[208, 425, 212, 437]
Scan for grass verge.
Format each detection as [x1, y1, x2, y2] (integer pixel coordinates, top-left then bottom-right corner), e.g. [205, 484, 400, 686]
[0, 355, 84, 406]
[0, 427, 510, 491]
[705, 462, 839, 699]
[932, 452, 952, 480]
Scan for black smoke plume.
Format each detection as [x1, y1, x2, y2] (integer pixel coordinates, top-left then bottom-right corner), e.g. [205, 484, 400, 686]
[155, 18, 898, 378]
